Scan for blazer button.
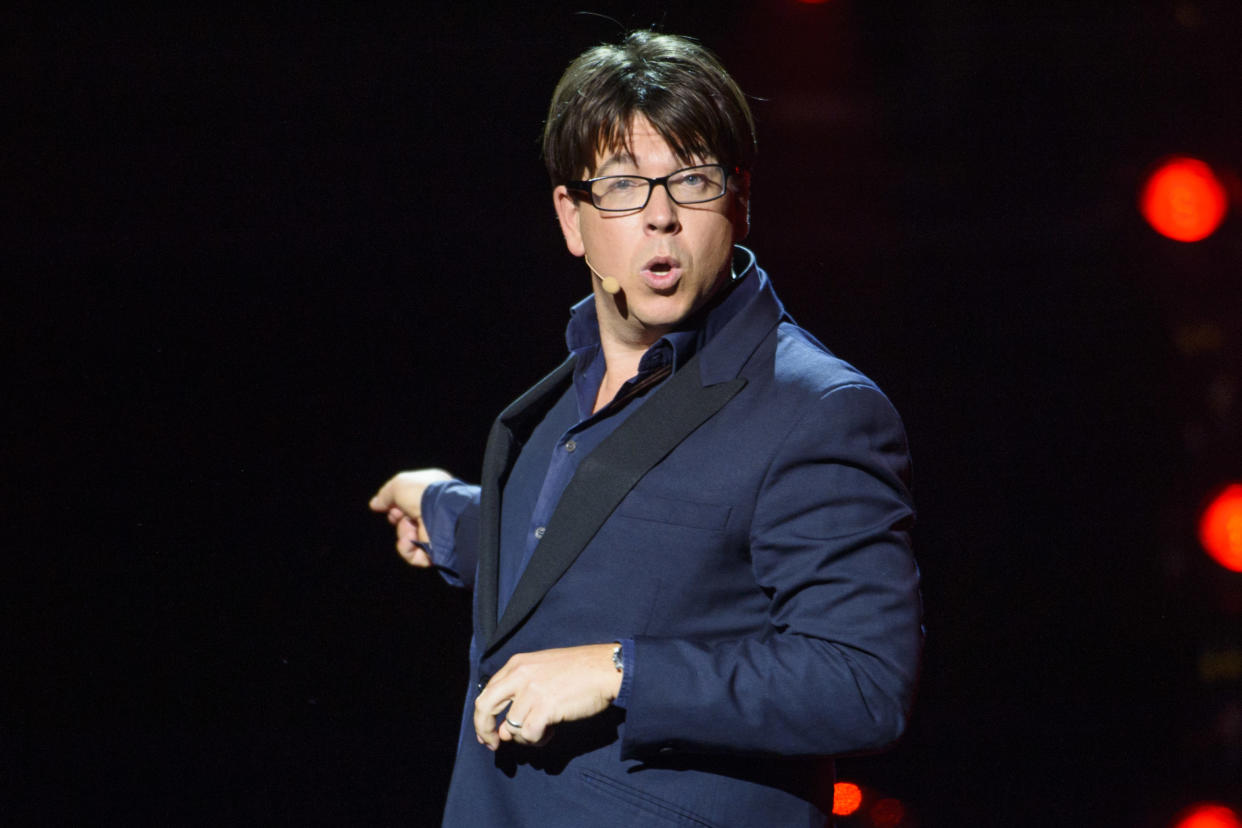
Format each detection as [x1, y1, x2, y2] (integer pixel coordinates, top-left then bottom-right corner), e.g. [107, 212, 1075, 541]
[477, 674, 491, 691]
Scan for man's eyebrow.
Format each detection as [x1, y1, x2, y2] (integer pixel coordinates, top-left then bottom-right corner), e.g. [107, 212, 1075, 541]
[594, 151, 637, 175]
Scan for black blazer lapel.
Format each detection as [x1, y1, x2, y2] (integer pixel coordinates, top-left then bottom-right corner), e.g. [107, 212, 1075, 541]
[476, 357, 575, 645]
[483, 355, 747, 656]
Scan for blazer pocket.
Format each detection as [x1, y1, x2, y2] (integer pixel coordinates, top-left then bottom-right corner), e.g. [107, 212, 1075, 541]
[617, 492, 731, 531]
[580, 770, 720, 827]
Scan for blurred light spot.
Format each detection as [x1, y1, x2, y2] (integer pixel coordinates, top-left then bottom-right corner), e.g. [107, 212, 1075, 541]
[1141, 157, 1228, 242]
[1173, 322, 1225, 357]
[1198, 646, 1242, 684]
[1174, 2, 1204, 29]
[1172, 802, 1242, 828]
[871, 797, 907, 827]
[833, 781, 863, 816]
[1199, 483, 1242, 572]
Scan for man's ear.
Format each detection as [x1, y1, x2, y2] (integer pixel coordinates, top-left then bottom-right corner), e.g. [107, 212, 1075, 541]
[729, 170, 751, 243]
[553, 185, 585, 257]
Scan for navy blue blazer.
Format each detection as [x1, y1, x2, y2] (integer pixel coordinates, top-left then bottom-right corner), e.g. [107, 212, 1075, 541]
[441, 258, 921, 828]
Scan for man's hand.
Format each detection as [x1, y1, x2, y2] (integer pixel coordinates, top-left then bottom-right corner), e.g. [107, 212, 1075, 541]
[474, 644, 622, 750]
[368, 468, 453, 566]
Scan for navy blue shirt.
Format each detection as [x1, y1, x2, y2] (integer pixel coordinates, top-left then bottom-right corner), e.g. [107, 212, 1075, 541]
[497, 313, 684, 618]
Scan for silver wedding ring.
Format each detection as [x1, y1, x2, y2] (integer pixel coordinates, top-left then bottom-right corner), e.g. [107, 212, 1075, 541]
[505, 717, 523, 729]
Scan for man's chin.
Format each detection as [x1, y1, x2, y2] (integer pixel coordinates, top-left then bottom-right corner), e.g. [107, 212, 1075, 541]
[631, 305, 694, 335]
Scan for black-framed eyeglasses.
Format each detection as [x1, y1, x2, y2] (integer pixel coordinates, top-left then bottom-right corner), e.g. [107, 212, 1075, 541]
[567, 164, 737, 212]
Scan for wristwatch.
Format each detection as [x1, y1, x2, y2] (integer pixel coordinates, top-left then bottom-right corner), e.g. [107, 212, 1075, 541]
[611, 643, 624, 673]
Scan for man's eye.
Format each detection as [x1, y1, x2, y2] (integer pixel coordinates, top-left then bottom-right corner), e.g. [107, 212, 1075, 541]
[673, 171, 714, 189]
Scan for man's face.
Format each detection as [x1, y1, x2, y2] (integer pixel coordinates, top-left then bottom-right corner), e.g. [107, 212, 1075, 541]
[554, 116, 749, 347]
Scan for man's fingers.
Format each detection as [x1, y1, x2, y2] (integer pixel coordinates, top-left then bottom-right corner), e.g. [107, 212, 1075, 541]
[497, 696, 534, 744]
[370, 468, 442, 513]
[501, 709, 549, 746]
[534, 724, 556, 747]
[472, 660, 553, 749]
[473, 694, 507, 750]
[471, 646, 614, 751]
[397, 543, 431, 567]
[390, 515, 433, 566]
[368, 478, 394, 512]
[398, 515, 431, 546]
[397, 515, 418, 540]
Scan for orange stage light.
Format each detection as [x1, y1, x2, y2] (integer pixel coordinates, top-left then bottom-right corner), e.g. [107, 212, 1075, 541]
[833, 781, 863, 816]
[1140, 157, 1229, 242]
[1172, 802, 1242, 828]
[1199, 483, 1242, 573]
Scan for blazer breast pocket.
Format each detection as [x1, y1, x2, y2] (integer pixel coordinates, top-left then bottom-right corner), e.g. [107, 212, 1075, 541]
[616, 491, 731, 531]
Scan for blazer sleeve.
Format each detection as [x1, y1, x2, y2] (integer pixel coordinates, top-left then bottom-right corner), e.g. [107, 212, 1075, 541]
[421, 479, 482, 590]
[621, 383, 922, 759]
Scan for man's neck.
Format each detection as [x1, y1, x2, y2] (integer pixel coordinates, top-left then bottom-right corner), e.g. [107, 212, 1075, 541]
[593, 326, 661, 413]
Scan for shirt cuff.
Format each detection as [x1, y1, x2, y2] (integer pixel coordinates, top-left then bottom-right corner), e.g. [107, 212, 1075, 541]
[420, 479, 481, 588]
[612, 637, 635, 709]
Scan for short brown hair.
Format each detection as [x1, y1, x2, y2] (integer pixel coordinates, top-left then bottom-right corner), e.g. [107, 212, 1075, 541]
[542, 30, 756, 188]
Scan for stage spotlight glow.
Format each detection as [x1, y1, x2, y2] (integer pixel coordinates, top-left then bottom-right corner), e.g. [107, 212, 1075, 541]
[1199, 483, 1242, 573]
[1172, 802, 1242, 828]
[871, 797, 907, 827]
[1140, 156, 1228, 242]
[833, 781, 863, 816]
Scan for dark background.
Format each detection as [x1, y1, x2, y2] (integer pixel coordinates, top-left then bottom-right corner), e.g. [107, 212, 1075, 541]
[6, 2, 1242, 825]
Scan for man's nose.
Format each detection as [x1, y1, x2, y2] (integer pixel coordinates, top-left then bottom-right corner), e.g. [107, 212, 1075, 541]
[643, 183, 681, 233]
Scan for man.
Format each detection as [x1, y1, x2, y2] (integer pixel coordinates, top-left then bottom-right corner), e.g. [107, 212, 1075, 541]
[370, 30, 921, 827]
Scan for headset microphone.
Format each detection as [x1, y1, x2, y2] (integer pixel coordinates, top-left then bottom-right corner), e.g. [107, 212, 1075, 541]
[584, 256, 621, 295]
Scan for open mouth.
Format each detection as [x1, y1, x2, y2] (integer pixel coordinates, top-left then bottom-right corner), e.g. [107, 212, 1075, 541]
[642, 256, 682, 289]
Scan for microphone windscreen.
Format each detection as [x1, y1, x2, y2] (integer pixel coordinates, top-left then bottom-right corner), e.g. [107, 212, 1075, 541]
[585, 256, 622, 295]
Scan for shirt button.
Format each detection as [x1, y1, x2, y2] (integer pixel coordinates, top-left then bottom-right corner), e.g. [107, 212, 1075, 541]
[534, 526, 546, 539]
[565, 440, 577, 452]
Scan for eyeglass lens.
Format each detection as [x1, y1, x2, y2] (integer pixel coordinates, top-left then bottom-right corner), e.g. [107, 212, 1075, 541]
[590, 165, 726, 210]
